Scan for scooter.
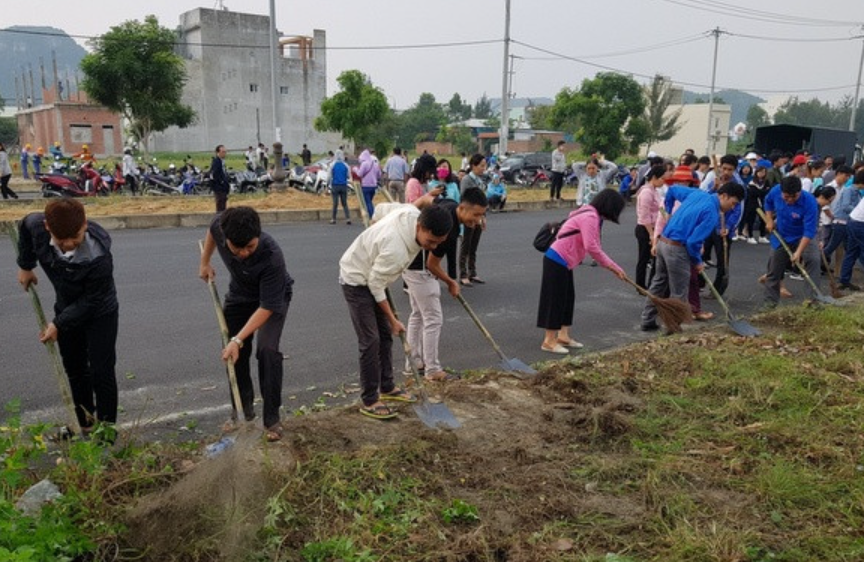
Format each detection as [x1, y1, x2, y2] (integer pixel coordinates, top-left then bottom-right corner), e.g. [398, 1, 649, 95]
[39, 163, 106, 197]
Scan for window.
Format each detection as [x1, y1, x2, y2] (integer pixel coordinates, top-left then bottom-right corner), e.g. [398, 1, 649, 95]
[69, 125, 92, 143]
[280, 86, 289, 95]
[249, 83, 259, 93]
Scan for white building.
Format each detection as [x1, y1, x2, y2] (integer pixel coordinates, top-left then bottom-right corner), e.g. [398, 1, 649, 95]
[647, 103, 732, 158]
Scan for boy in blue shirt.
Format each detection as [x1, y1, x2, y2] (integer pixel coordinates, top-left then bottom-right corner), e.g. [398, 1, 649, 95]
[762, 176, 821, 308]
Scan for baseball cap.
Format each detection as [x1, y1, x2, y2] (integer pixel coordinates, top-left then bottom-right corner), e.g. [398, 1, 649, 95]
[745, 152, 759, 160]
[792, 154, 808, 166]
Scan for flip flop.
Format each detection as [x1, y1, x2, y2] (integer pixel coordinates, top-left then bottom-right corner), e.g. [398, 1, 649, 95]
[460, 278, 473, 287]
[359, 403, 398, 420]
[380, 388, 417, 403]
[469, 277, 486, 284]
[264, 425, 283, 442]
[423, 371, 461, 382]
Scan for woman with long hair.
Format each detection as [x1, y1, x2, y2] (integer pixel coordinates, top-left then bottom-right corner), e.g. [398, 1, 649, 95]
[537, 189, 626, 353]
[458, 154, 488, 286]
[634, 165, 665, 289]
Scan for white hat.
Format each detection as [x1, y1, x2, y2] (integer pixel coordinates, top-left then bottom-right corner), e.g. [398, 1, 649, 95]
[745, 152, 759, 160]
[647, 151, 658, 158]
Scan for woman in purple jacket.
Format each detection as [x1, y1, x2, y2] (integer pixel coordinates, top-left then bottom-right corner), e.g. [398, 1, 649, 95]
[538, 189, 626, 353]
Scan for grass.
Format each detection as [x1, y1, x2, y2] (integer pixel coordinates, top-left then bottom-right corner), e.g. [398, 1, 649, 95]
[4, 301, 864, 560]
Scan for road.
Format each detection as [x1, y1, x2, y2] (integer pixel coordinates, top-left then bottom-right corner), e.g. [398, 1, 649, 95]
[0, 204, 809, 438]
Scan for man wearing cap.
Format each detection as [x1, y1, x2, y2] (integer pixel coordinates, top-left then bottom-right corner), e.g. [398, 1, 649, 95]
[762, 175, 821, 308]
[788, 154, 808, 179]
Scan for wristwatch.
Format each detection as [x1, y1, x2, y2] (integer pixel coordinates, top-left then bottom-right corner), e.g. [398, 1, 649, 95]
[230, 336, 244, 349]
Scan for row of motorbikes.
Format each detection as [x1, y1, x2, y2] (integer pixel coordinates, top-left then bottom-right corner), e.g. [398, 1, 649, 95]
[38, 155, 336, 198]
[509, 164, 630, 188]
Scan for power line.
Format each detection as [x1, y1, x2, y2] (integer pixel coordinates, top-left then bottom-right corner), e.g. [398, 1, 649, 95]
[0, 27, 501, 52]
[658, 0, 863, 27]
[511, 38, 858, 95]
[728, 31, 863, 43]
[686, 0, 859, 27]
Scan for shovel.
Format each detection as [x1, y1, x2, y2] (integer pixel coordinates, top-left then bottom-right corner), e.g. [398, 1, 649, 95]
[8, 224, 82, 436]
[756, 209, 842, 306]
[700, 270, 761, 337]
[456, 294, 536, 378]
[198, 240, 245, 423]
[353, 188, 460, 429]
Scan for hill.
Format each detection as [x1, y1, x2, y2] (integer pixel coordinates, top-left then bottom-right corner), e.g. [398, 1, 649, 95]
[682, 88, 766, 125]
[0, 26, 87, 110]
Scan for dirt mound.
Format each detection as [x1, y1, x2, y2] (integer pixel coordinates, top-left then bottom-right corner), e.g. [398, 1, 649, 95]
[124, 429, 294, 561]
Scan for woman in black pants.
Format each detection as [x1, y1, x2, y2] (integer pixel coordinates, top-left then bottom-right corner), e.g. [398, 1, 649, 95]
[634, 165, 666, 289]
[459, 154, 487, 286]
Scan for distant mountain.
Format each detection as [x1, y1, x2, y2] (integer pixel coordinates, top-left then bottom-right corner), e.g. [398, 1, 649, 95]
[682, 89, 766, 126]
[0, 26, 87, 110]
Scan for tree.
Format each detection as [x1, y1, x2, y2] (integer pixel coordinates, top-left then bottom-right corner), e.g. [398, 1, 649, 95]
[80, 16, 194, 155]
[474, 94, 492, 120]
[447, 93, 472, 122]
[315, 70, 390, 151]
[436, 125, 475, 155]
[745, 104, 770, 131]
[642, 75, 683, 153]
[394, 93, 447, 148]
[773, 97, 837, 128]
[0, 117, 17, 146]
[527, 105, 553, 130]
[548, 72, 647, 160]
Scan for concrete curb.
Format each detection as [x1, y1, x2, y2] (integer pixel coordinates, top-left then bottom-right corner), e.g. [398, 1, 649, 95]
[0, 199, 578, 231]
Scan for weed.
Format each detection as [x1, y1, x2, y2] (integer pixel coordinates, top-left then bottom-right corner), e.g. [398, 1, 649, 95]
[441, 498, 480, 524]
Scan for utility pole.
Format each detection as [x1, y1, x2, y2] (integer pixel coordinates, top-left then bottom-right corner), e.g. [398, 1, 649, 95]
[849, 27, 864, 132]
[499, 0, 511, 156]
[268, 0, 280, 142]
[705, 27, 723, 156]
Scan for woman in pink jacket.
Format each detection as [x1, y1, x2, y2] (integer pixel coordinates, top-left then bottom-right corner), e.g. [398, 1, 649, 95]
[538, 189, 626, 353]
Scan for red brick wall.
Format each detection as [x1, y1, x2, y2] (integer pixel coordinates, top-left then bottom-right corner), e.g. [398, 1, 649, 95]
[17, 102, 122, 157]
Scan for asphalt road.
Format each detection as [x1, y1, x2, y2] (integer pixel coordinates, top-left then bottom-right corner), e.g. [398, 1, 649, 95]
[0, 203, 819, 437]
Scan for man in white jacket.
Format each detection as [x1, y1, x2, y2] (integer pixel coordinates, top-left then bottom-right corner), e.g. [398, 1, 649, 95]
[340, 201, 452, 420]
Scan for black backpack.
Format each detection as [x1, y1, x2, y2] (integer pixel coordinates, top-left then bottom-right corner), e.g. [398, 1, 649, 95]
[532, 208, 590, 252]
[533, 221, 580, 252]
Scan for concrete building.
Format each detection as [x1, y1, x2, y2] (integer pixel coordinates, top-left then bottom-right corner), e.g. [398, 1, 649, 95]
[16, 86, 122, 158]
[151, 7, 341, 155]
[647, 103, 731, 158]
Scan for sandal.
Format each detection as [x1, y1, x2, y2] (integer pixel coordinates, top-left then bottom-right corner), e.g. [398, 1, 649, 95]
[460, 278, 473, 287]
[359, 403, 398, 420]
[48, 425, 93, 442]
[694, 311, 715, 321]
[380, 388, 417, 403]
[264, 425, 283, 442]
[424, 371, 461, 382]
[557, 338, 584, 349]
[469, 277, 485, 284]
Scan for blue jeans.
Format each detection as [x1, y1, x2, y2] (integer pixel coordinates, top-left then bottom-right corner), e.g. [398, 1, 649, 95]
[840, 219, 864, 284]
[822, 223, 847, 264]
[362, 186, 376, 219]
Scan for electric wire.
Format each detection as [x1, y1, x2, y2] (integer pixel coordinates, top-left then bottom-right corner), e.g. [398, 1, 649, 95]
[512, 38, 859, 95]
[658, 0, 863, 27]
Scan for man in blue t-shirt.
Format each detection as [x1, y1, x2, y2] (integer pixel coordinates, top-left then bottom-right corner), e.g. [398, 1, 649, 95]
[762, 176, 821, 308]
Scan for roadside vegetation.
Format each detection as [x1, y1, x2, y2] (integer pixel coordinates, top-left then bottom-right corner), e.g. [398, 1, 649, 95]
[3, 299, 864, 560]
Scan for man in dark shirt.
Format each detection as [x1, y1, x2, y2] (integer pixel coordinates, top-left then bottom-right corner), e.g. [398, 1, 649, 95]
[199, 207, 294, 441]
[16, 199, 119, 438]
[210, 144, 230, 212]
[402, 187, 488, 381]
[300, 144, 312, 166]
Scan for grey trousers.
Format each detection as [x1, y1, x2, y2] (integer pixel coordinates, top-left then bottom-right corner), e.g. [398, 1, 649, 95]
[387, 180, 406, 203]
[342, 283, 395, 406]
[641, 240, 691, 326]
[764, 241, 820, 305]
[403, 269, 443, 373]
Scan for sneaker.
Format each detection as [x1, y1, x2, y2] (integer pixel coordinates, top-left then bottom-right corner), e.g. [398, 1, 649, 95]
[839, 282, 861, 291]
[731, 234, 739, 241]
[747, 237, 758, 245]
[640, 322, 660, 332]
[758, 237, 770, 244]
[346, 220, 352, 225]
[788, 273, 804, 281]
[704, 260, 715, 268]
[329, 219, 336, 225]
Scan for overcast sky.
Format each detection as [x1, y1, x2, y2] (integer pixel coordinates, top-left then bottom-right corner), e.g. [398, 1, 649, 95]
[11, 0, 864, 109]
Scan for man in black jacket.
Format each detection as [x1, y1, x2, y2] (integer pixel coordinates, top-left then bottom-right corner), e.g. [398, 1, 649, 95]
[16, 199, 119, 436]
[211, 144, 230, 212]
[199, 207, 294, 441]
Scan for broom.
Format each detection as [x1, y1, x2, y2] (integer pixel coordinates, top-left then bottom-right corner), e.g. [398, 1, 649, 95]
[819, 249, 843, 299]
[619, 274, 692, 333]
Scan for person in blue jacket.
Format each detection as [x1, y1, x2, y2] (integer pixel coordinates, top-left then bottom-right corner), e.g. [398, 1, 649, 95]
[762, 176, 821, 308]
[329, 153, 351, 225]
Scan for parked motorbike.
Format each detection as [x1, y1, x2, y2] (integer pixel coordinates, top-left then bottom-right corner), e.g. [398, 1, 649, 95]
[39, 162, 107, 197]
